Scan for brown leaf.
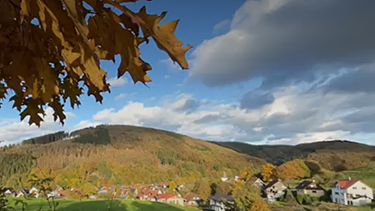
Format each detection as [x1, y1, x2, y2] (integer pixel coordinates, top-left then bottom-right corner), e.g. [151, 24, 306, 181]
[114, 0, 151, 2]
[137, 7, 192, 69]
[62, 77, 82, 108]
[49, 96, 66, 124]
[61, 0, 89, 37]
[20, 98, 45, 127]
[0, 83, 7, 100]
[33, 57, 60, 103]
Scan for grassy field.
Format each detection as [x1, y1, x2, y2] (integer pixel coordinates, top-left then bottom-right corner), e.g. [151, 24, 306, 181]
[9, 198, 197, 211]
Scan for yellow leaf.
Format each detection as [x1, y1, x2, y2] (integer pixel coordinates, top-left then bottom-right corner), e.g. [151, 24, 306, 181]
[20, 0, 30, 23]
[62, 49, 81, 65]
[61, 0, 89, 37]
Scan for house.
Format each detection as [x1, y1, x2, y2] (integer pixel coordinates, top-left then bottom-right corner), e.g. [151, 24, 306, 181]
[29, 187, 39, 198]
[248, 177, 266, 190]
[16, 189, 29, 198]
[159, 182, 168, 189]
[296, 180, 326, 198]
[331, 179, 373, 206]
[209, 194, 235, 211]
[183, 193, 202, 206]
[264, 179, 287, 203]
[157, 194, 184, 205]
[4, 188, 16, 197]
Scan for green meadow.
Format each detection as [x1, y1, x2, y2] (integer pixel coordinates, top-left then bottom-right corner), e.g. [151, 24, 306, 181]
[9, 198, 196, 211]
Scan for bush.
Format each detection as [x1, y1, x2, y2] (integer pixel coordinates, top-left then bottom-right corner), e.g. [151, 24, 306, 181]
[303, 195, 312, 205]
[311, 196, 319, 203]
[296, 194, 304, 204]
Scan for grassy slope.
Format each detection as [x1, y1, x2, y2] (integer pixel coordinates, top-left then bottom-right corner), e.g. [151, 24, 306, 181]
[10, 199, 196, 211]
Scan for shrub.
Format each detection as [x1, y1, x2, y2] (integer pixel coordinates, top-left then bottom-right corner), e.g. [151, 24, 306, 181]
[296, 194, 304, 204]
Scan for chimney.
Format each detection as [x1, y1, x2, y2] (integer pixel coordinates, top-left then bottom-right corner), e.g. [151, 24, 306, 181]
[348, 177, 351, 180]
[312, 180, 315, 183]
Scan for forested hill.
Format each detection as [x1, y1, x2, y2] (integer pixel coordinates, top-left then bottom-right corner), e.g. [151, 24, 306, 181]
[214, 140, 375, 171]
[0, 125, 265, 189]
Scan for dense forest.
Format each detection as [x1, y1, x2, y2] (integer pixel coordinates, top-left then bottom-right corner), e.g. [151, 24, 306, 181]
[0, 125, 264, 191]
[214, 140, 375, 170]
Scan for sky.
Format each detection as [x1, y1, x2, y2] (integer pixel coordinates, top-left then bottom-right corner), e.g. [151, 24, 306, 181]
[1, 0, 375, 146]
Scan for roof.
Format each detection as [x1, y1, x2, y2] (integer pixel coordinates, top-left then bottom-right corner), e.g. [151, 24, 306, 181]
[334, 180, 359, 190]
[265, 180, 282, 189]
[296, 181, 325, 191]
[184, 193, 199, 201]
[248, 177, 264, 185]
[209, 194, 234, 202]
[157, 194, 176, 200]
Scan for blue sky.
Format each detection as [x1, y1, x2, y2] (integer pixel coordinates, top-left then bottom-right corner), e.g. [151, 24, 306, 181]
[1, 0, 375, 146]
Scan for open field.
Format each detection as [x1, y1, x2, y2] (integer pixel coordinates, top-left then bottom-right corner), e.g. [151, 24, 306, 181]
[9, 198, 196, 211]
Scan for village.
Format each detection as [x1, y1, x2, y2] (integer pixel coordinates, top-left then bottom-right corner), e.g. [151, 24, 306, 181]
[3, 172, 374, 210]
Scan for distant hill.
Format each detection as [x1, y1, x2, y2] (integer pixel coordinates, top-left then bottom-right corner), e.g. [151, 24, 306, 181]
[214, 140, 375, 171]
[0, 125, 265, 188]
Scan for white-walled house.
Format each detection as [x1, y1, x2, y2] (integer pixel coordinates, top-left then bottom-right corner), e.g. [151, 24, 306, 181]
[209, 194, 234, 211]
[331, 179, 373, 206]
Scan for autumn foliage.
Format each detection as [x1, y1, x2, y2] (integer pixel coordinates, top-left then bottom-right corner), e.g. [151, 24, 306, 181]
[249, 198, 270, 211]
[261, 163, 276, 182]
[0, 0, 192, 126]
[274, 159, 311, 180]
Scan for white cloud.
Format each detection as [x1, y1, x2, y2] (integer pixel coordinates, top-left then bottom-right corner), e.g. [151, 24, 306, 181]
[108, 77, 127, 87]
[86, 89, 375, 145]
[2, 88, 375, 145]
[0, 108, 67, 145]
[213, 19, 230, 34]
[115, 93, 127, 101]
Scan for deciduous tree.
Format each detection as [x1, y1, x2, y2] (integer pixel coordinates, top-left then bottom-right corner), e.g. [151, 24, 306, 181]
[193, 179, 211, 201]
[249, 198, 270, 211]
[0, 0, 192, 126]
[261, 163, 276, 182]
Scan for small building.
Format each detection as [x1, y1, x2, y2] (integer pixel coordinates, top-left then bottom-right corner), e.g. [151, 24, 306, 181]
[29, 187, 39, 198]
[264, 179, 287, 203]
[183, 193, 201, 206]
[4, 188, 16, 197]
[331, 179, 373, 206]
[16, 189, 30, 198]
[209, 194, 235, 211]
[247, 176, 266, 190]
[157, 194, 184, 206]
[296, 180, 326, 198]
[159, 182, 168, 189]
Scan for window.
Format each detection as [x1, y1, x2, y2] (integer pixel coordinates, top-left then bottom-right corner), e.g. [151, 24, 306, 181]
[362, 187, 366, 190]
[335, 192, 339, 195]
[312, 190, 317, 193]
[353, 187, 357, 190]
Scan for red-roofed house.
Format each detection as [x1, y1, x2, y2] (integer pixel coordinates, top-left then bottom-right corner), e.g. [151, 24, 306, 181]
[331, 179, 373, 206]
[159, 183, 168, 189]
[157, 194, 184, 205]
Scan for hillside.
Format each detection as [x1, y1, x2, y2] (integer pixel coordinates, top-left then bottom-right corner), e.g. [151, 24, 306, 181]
[0, 125, 265, 189]
[214, 140, 375, 170]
